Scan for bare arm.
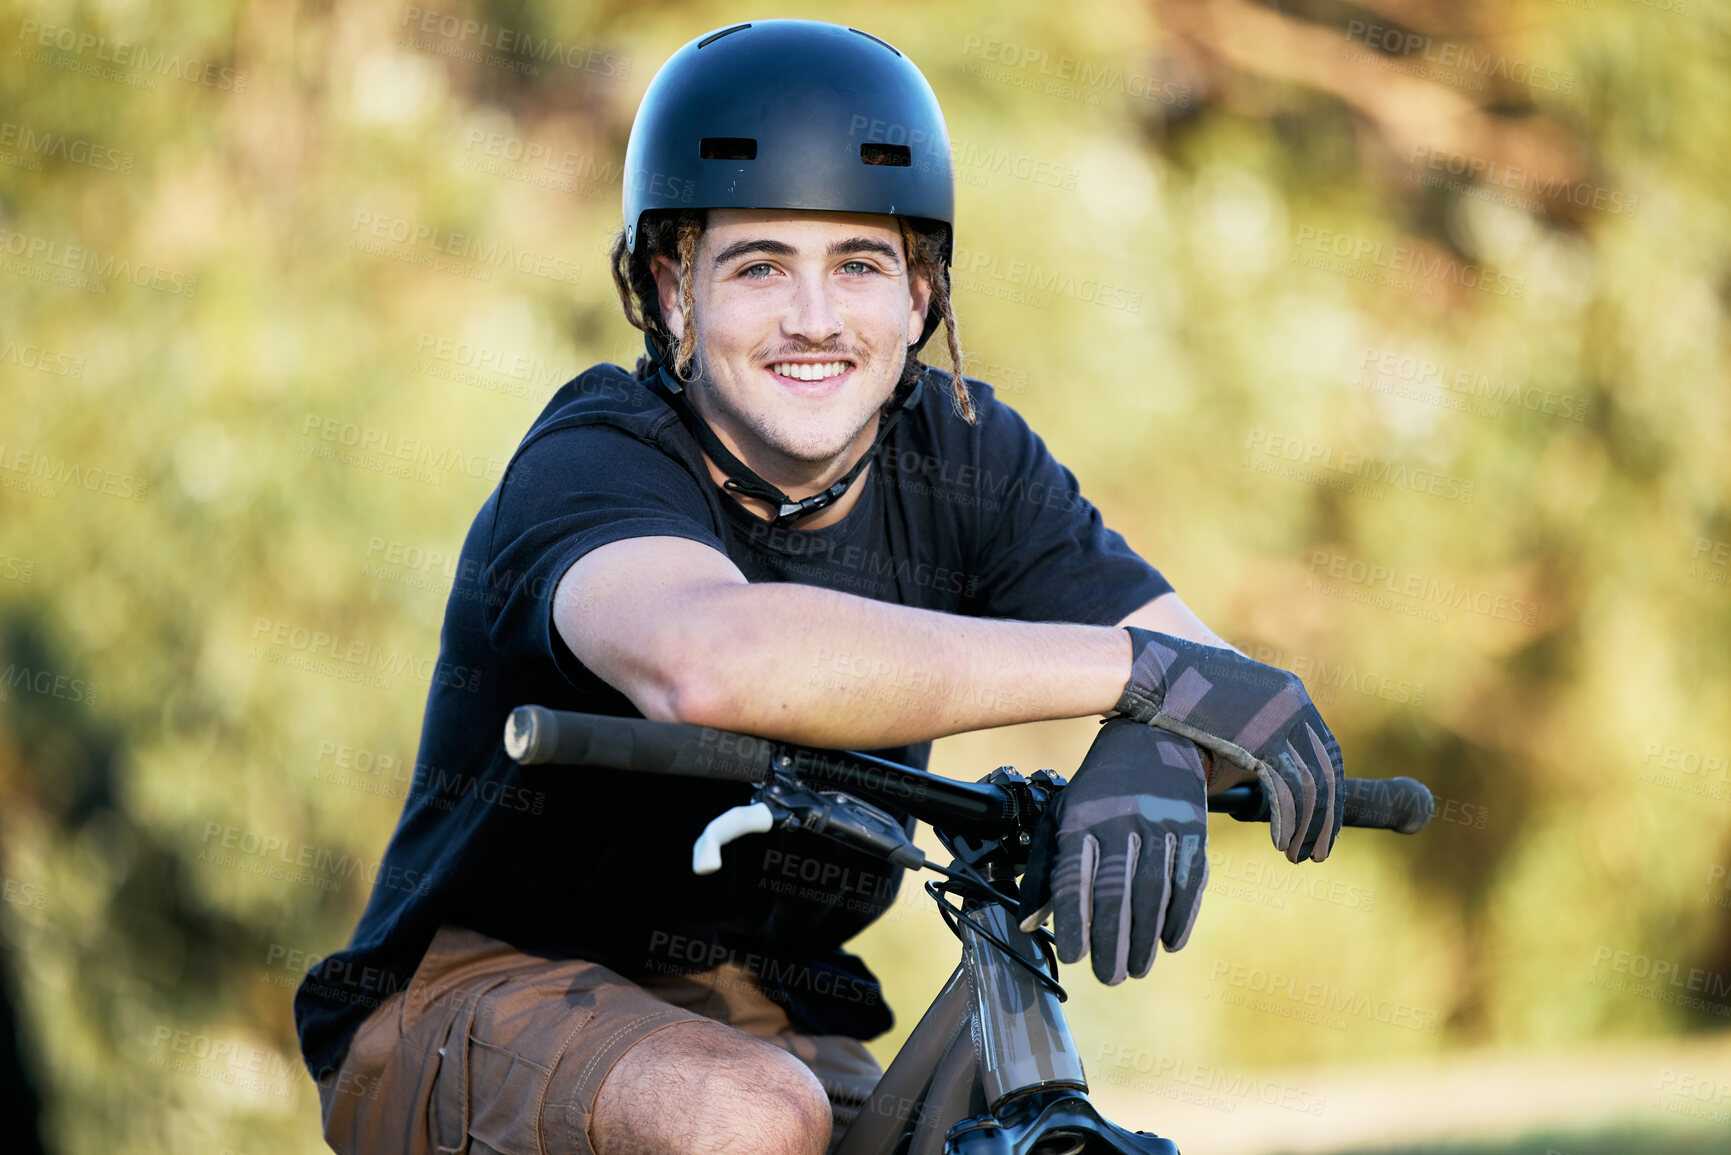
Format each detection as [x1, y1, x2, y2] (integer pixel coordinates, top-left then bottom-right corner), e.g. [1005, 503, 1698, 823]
[1116, 590, 1242, 653]
[556, 536, 1134, 748]
[556, 537, 1245, 750]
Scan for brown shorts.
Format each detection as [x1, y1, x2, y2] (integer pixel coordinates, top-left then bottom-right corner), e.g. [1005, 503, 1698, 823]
[318, 925, 883, 1155]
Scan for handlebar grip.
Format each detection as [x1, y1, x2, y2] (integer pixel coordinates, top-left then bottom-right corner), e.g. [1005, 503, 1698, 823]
[1210, 776, 1434, 833]
[1340, 775, 1434, 834]
[504, 706, 770, 783]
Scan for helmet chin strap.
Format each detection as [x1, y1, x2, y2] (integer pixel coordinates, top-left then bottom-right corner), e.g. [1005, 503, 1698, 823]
[640, 332, 925, 527]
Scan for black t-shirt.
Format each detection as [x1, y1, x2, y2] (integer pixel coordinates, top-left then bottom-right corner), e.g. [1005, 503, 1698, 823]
[293, 363, 1172, 1077]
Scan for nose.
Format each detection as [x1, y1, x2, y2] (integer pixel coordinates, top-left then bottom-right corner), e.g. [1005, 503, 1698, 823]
[782, 271, 844, 346]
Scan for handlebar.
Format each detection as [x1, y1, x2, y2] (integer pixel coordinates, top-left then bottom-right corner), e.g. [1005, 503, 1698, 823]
[505, 706, 1434, 836]
[506, 705, 770, 782]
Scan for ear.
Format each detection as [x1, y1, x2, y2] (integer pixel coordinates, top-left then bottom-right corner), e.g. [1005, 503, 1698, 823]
[906, 266, 934, 345]
[649, 252, 685, 342]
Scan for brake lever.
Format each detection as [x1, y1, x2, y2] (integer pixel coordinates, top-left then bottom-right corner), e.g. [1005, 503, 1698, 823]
[763, 778, 928, 869]
[690, 781, 929, 876]
[692, 802, 777, 875]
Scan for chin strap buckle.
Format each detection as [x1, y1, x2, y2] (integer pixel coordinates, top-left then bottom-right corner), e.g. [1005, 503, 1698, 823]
[642, 333, 926, 528]
[771, 481, 850, 524]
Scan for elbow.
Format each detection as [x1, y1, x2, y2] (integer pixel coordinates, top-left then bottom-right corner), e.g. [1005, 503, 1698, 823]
[658, 669, 735, 730]
[637, 623, 738, 729]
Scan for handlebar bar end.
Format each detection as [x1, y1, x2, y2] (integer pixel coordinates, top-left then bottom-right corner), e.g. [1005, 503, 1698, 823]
[1340, 775, 1434, 834]
[505, 705, 555, 764]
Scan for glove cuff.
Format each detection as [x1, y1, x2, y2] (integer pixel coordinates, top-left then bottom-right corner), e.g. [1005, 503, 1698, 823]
[1117, 626, 1171, 721]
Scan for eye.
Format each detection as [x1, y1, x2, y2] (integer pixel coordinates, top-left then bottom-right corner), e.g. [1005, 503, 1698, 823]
[840, 259, 880, 276]
[740, 261, 778, 278]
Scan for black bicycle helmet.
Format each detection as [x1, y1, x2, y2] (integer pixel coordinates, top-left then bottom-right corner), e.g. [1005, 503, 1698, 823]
[622, 19, 959, 526]
[624, 18, 955, 350]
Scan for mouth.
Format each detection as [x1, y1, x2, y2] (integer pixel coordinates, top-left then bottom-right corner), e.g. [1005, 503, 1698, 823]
[765, 358, 857, 394]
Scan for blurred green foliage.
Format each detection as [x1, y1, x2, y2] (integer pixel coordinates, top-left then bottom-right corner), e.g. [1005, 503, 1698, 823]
[2, 0, 1729, 1151]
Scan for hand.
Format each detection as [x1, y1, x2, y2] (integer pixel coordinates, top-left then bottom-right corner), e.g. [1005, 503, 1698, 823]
[1016, 719, 1209, 985]
[1114, 626, 1345, 863]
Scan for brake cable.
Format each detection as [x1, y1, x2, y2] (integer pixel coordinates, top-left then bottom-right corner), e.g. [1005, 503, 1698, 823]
[742, 757, 1071, 1000]
[922, 831, 1069, 1001]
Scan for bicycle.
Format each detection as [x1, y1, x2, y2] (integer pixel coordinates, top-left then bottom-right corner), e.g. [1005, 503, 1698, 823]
[504, 705, 1434, 1155]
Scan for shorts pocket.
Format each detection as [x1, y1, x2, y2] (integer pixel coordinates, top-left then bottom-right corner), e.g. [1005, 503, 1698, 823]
[466, 974, 598, 1155]
[466, 1038, 556, 1154]
[428, 973, 513, 1155]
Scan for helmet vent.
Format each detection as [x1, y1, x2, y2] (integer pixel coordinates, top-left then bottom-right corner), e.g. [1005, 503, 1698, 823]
[848, 28, 902, 57]
[700, 137, 758, 160]
[698, 24, 751, 49]
[860, 143, 911, 167]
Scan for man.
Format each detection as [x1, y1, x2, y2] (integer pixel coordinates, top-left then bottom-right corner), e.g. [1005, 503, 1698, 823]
[296, 19, 1344, 1155]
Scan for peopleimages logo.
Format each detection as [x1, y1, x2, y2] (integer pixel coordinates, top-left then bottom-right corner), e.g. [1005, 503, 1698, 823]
[15, 18, 249, 92]
[1208, 959, 1441, 1033]
[1356, 348, 1590, 422]
[1340, 20, 1574, 95]
[198, 822, 431, 896]
[1207, 851, 1375, 911]
[349, 212, 581, 285]
[299, 413, 507, 484]
[399, 5, 630, 77]
[1307, 551, 1539, 626]
[1095, 1042, 1328, 1116]
[1244, 429, 1476, 504]
[645, 932, 880, 1007]
[0, 663, 98, 705]
[0, 338, 85, 377]
[0, 225, 199, 297]
[958, 35, 1192, 107]
[950, 245, 1143, 313]
[0, 119, 133, 173]
[249, 616, 484, 692]
[1638, 739, 1731, 804]
[0, 443, 149, 502]
[146, 1028, 296, 1100]
[1406, 145, 1637, 219]
[1690, 537, 1730, 588]
[1653, 1067, 1731, 1126]
[1231, 640, 1425, 708]
[415, 331, 578, 393]
[1589, 946, 1731, 1017]
[1292, 224, 1523, 299]
[2, 877, 48, 910]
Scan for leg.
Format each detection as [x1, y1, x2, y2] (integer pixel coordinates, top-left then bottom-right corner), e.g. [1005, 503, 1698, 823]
[631, 962, 884, 1153]
[590, 1018, 832, 1155]
[318, 927, 846, 1155]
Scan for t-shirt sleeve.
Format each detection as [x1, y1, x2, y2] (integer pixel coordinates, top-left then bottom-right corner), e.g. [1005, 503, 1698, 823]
[481, 418, 728, 685]
[966, 393, 1173, 625]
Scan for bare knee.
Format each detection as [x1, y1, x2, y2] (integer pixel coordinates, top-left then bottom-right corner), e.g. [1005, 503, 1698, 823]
[592, 1020, 830, 1155]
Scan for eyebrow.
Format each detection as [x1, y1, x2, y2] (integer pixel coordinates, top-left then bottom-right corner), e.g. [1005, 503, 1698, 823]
[711, 236, 903, 268]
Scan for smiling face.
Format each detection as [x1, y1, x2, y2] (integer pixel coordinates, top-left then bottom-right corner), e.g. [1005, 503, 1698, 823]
[651, 209, 931, 496]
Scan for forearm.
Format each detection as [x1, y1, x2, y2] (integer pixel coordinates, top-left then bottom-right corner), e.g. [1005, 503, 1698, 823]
[648, 583, 1131, 748]
[1117, 590, 1241, 653]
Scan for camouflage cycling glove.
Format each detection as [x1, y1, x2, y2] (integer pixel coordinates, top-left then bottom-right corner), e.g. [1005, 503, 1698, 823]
[1115, 626, 1345, 863]
[1017, 719, 1210, 985]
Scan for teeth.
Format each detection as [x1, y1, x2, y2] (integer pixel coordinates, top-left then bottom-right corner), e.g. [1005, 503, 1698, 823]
[770, 361, 849, 381]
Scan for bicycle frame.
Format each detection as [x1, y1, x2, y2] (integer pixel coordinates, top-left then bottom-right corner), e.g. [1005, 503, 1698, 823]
[835, 882, 1178, 1155]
